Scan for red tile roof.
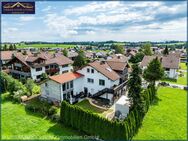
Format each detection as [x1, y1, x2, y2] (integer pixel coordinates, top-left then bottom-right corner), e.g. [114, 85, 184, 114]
[1, 51, 14, 60]
[49, 72, 84, 84]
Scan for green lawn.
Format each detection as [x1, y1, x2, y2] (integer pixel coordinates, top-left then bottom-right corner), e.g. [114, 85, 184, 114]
[133, 87, 187, 140]
[2, 101, 83, 140]
[180, 63, 187, 70]
[162, 71, 187, 85]
[75, 99, 106, 114]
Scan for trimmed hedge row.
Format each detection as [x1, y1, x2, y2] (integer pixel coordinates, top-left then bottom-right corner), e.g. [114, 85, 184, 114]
[61, 101, 128, 140]
[143, 85, 156, 111]
[60, 86, 156, 140]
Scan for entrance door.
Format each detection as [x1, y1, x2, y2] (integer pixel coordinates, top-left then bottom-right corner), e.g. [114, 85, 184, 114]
[84, 87, 88, 95]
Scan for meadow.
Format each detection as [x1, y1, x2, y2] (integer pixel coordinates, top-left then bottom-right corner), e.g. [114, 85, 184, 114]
[133, 87, 187, 140]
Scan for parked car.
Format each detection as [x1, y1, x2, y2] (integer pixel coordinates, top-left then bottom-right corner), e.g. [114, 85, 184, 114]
[172, 85, 179, 88]
[184, 86, 188, 90]
[159, 82, 170, 86]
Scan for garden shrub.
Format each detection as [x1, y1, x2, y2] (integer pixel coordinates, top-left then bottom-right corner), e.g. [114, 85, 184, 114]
[25, 98, 58, 117]
[50, 113, 60, 122]
[48, 106, 58, 115]
[32, 85, 41, 95]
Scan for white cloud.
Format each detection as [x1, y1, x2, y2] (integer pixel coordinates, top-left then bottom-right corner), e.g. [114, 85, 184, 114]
[86, 30, 96, 35]
[19, 16, 35, 22]
[42, 6, 52, 12]
[64, 2, 123, 15]
[2, 1, 187, 42]
[4, 27, 18, 33]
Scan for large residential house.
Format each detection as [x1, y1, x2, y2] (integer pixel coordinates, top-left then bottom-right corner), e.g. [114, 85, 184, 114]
[140, 54, 180, 79]
[41, 60, 128, 104]
[7, 52, 73, 81]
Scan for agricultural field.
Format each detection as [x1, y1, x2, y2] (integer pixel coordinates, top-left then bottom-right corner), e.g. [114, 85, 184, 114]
[133, 87, 187, 140]
[1, 97, 83, 140]
[156, 42, 186, 46]
[5, 43, 76, 49]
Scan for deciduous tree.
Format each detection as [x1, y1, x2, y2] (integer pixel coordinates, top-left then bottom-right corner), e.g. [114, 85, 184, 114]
[25, 79, 35, 96]
[143, 57, 164, 87]
[73, 50, 86, 68]
[112, 44, 124, 54]
[142, 43, 152, 55]
[62, 49, 68, 57]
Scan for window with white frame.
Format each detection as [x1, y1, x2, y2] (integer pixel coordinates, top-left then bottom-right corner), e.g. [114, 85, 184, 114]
[99, 79, 105, 86]
[87, 78, 94, 83]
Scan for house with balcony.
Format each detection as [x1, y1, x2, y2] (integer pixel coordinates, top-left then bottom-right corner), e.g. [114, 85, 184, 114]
[41, 60, 128, 104]
[140, 54, 180, 79]
[6, 52, 73, 81]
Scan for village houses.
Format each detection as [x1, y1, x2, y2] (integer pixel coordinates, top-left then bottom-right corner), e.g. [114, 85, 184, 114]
[41, 54, 129, 104]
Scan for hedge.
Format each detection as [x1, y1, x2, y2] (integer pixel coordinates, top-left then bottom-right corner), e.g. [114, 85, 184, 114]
[60, 86, 155, 140]
[60, 101, 128, 140]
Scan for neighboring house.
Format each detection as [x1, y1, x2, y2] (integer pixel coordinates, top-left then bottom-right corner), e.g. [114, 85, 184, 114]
[126, 50, 136, 60]
[95, 51, 107, 58]
[67, 51, 78, 61]
[7, 52, 73, 81]
[1, 51, 15, 69]
[106, 54, 129, 83]
[41, 72, 84, 104]
[41, 60, 128, 104]
[140, 54, 180, 79]
[180, 52, 187, 63]
[85, 51, 95, 59]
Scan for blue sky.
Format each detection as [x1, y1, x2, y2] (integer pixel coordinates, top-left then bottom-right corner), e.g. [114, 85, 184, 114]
[2, 1, 187, 42]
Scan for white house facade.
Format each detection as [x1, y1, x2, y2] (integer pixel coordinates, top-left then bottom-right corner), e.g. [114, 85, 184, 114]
[40, 61, 127, 104]
[41, 72, 84, 104]
[140, 54, 180, 79]
[77, 65, 119, 96]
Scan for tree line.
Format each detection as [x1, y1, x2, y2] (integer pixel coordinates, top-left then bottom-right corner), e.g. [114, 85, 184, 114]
[1, 44, 17, 51]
